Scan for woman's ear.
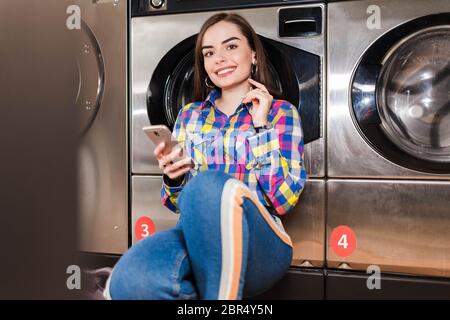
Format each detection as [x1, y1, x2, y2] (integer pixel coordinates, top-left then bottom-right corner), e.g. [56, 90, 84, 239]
[252, 52, 257, 65]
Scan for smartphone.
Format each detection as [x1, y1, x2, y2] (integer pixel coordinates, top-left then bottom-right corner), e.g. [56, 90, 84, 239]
[142, 125, 186, 164]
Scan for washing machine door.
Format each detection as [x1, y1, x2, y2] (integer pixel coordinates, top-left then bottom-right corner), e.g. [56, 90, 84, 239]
[147, 35, 320, 145]
[76, 0, 128, 254]
[377, 26, 450, 163]
[352, 13, 450, 173]
[74, 20, 104, 136]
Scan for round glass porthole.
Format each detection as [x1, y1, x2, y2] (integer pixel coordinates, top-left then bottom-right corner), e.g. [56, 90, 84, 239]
[377, 26, 450, 163]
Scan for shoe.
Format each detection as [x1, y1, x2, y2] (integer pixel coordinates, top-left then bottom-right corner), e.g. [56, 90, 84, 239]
[81, 267, 112, 300]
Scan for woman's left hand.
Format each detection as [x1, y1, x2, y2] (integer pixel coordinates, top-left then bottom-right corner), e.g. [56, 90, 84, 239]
[242, 78, 273, 127]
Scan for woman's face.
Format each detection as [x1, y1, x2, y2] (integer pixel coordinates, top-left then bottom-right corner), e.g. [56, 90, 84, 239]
[201, 20, 255, 90]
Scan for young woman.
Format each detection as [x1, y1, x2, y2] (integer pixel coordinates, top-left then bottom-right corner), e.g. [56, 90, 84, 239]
[105, 12, 307, 300]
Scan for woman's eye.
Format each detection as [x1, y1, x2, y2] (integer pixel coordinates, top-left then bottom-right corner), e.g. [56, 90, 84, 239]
[204, 51, 213, 57]
[227, 44, 237, 50]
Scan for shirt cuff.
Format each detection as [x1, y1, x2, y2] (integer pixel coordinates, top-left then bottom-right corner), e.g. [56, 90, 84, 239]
[162, 174, 186, 194]
[248, 128, 280, 166]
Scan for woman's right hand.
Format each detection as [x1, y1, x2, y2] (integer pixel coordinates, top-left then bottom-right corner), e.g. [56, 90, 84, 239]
[154, 142, 193, 182]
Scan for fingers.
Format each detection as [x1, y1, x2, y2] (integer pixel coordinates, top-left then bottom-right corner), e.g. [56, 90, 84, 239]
[242, 89, 269, 104]
[153, 137, 192, 178]
[155, 141, 171, 170]
[163, 156, 193, 175]
[161, 144, 182, 163]
[166, 166, 191, 181]
[159, 143, 193, 173]
[248, 78, 269, 92]
[158, 158, 167, 170]
[242, 89, 261, 102]
[154, 141, 166, 160]
[164, 160, 193, 180]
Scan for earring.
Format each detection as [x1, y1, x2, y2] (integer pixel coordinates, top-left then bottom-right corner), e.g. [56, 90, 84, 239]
[205, 76, 215, 89]
[251, 63, 258, 77]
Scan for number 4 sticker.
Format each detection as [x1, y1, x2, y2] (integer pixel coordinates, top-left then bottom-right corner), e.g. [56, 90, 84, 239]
[338, 234, 349, 249]
[331, 226, 356, 257]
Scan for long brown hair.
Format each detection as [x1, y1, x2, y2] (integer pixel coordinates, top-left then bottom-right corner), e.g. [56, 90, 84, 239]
[193, 13, 279, 101]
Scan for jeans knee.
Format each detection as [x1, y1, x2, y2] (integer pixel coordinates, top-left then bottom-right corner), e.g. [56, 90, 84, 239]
[108, 230, 195, 300]
[179, 170, 232, 220]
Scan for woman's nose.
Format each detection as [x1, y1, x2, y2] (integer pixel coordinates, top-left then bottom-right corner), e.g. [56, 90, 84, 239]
[215, 52, 226, 64]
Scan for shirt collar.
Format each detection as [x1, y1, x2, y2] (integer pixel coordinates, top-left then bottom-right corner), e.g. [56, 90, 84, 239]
[202, 88, 251, 112]
[203, 88, 221, 108]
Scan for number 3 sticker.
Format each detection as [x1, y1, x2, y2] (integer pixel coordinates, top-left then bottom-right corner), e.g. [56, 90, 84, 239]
[135, 216, 156, 241]
[330, 225, 356, 257]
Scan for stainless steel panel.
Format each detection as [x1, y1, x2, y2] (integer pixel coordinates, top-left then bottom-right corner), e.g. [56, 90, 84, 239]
[304, 139, 325, 178]
[131, 4, 325, 177]
[131, 176, 179, 244]
[327, 179, 450, 278]
[285, 179, 325, 267]
[78, 0, 128, 254]
[132, 176, 324, 267]
[327, 0, 450, 179]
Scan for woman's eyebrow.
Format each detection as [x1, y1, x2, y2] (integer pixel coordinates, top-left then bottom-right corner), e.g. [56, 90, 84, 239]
[201, 37, 241, 50]
[222, 36, 241, 44]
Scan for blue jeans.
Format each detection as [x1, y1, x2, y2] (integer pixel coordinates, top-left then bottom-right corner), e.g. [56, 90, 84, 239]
[108, 170, 293, 300]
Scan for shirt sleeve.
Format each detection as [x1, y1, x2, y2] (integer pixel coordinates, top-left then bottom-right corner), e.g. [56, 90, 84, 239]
[247, 102, 307, 215]
[160, 104, 192, 214]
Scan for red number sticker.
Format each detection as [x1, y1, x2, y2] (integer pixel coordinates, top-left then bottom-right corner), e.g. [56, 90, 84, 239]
[330, 225, 356, 257]
[135, 216, 156, 241]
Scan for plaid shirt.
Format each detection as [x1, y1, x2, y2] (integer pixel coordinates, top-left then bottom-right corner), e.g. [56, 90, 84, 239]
[161, 89, 307, 216]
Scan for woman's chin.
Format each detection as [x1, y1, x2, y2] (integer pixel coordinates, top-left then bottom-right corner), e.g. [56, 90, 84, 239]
[214, 78, 247, 91]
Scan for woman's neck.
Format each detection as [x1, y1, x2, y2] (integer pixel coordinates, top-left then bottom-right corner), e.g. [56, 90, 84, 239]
[215, 83, 251, 116]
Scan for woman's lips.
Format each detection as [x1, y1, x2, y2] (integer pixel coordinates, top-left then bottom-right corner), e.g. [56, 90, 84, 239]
[215, 67, 236, 78]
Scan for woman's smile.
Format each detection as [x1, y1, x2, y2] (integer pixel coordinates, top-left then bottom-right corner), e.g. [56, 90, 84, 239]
[215, 66, 237, 77]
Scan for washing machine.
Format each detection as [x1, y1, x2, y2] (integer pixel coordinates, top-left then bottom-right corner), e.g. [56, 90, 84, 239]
[328, 0, 450, 277]
[76, 0, 128, 254]
[131, 0, 326, 268]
